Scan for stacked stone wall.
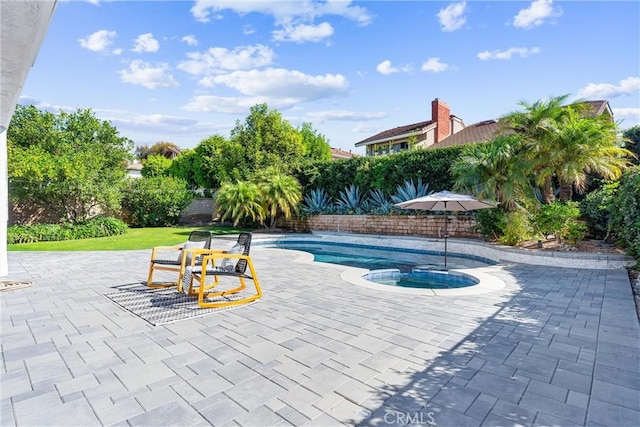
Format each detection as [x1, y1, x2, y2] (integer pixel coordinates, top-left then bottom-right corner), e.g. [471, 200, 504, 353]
[277, 214, 480, 238]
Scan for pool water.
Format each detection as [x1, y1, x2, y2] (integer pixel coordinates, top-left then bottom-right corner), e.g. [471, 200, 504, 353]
[271, 240, 493, 289]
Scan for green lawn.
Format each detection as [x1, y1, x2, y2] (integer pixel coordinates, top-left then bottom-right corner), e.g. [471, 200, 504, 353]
[8, 226, 250, 251]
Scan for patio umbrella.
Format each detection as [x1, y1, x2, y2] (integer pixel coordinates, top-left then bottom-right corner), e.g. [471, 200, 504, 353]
[394, 190, 498, 267]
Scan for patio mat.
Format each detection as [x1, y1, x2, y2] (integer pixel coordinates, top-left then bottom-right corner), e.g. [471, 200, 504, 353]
[0, 280, 33, 292]
[104, 283, 248, 326]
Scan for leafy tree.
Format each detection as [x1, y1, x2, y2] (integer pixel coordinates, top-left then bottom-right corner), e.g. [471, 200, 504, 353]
[141, 154, 172, 178]
[230, 103, 304, 176]
[8, 105, 133, 222]
[298, 122, 331, 162]
[623, 125, 640, 165]
[135, 141, 180, 160]
[194, 135, 245, 188]
[167, 148, 199, 189]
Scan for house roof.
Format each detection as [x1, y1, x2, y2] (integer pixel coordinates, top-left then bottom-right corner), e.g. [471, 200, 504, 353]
[432, 99, 613, 150]
[355, 120, 433, 147]
[431, 120, 502, 149]
[330, 147, 356, 159]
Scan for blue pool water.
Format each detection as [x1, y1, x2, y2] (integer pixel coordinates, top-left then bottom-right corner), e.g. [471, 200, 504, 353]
[270, 240, 493, 289]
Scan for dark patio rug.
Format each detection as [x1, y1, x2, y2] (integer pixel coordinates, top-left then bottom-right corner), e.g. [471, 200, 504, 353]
[104, 283, 248, 326]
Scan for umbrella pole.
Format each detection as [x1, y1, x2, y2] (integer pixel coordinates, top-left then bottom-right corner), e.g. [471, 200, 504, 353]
[444, 203, 448, 268]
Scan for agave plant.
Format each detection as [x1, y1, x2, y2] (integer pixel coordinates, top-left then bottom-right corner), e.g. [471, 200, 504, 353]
[367, 188, 392, 214]
[335, 184, 367, 214]
[301, 188, 332, 215]
[390, 178, 431, 204]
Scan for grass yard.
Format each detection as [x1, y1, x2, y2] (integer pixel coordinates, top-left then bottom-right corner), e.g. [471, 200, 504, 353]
[7, 226, 249, 251]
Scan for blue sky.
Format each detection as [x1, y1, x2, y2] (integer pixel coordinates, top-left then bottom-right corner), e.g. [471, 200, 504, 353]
[20, 0, 640, 155]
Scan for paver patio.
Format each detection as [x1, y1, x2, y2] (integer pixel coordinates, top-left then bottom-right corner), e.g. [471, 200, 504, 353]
[1, 236, 639, 426]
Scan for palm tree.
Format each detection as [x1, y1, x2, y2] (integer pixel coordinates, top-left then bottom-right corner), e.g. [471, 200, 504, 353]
[215, 181, 265, 226]
[451, 135, 534, 211]
[500, 94, 573, 203]
[258, 172, 302, 229]
[541, 109, 632, 201]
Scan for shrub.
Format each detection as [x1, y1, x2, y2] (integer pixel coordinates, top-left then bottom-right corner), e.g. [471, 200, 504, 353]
[474, 207, 507, 240]
[499, 211, 534, 245]
[121, 176, 193, 227]
[580, 181, 619, 239]
[609, 167, 640, 263]
[367, 188, 392, 214]
[335, 184, 367, 214]
[302, 188, 332, 215]
[7, 217, 127, 244]
[533, 201, 585, 244]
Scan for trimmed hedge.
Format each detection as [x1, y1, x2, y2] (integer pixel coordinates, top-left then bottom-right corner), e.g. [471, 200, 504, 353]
[8, 217, 128, 244]
[292, 146, 465, 198]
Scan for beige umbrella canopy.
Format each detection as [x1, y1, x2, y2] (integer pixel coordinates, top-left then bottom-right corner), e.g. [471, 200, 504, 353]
[395, 191, 499, 267]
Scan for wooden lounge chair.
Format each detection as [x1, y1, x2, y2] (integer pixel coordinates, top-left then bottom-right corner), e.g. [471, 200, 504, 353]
[147, 230, 213, 288]
[181, 232, 262, 308]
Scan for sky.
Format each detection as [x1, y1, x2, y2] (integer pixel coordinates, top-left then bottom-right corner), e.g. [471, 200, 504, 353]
[19, 0, 640, 155]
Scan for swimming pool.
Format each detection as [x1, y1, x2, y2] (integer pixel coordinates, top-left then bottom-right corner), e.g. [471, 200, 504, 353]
[271, 240, 494, 270]
[269, 240, 495, 289]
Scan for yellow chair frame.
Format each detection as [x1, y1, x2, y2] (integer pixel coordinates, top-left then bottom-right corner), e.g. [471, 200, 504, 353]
[182, 247, 261, 308]
[147, 231, 212, 289]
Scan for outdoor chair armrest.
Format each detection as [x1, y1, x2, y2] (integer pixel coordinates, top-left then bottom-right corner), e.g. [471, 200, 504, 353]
[149, 245, 182, 260]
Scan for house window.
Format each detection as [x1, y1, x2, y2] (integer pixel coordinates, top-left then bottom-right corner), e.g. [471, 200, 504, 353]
[391, 142, 408, 153]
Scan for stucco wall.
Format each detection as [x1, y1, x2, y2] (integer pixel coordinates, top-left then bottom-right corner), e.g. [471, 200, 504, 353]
[277, 214, 480, 238]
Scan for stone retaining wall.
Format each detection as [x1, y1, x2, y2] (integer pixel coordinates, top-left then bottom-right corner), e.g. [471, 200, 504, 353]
[277, 214, 480, 238]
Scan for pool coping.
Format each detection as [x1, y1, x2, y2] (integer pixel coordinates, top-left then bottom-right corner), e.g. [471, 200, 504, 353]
[255, 235, 507, 296]
[254, 232, 634, 270]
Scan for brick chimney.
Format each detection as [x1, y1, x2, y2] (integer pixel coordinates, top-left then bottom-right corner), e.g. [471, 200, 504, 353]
[432, 98, 451, 143]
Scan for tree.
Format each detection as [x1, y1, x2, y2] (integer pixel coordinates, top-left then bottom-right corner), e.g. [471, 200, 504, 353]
[8, 105, 133, 222]
[256, 170, 302, 228]
[230, 103, 304, 176]
[542, 109, 632, 201]
[194, 135, 245, 188]
[167, 149, 199, 189]
[135, 141, 180, 160]
[298, 122, 331, 162]
[215, 181, 265, 226]
[500, 94, 573, 203]
[623, 125, 640, 165]
[452, 136, 534, 211]
[141, 154, 172, 178]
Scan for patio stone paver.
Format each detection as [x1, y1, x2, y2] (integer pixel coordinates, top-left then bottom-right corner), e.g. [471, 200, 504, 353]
[2, 239, 640, 426]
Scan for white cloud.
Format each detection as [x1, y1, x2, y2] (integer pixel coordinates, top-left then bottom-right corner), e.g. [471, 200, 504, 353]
[306, 110, 387, 123]
[183, 95, 277, 114]
[272, 22, 334, 43]
[243, 25, 256, 35]
[576, 77, 640, 99]
[352, 124, 381, 133]
[177, 44, 275, 75]
[421, 57, 449, 73]
[513, 0, 562, 29]
[209, 68, 349, 100]
[117, 60, 179, 89]
[78, 30, 120, 54]
[376, 60, 412, 75]
[190, 0, 373, 26]
[132, 33, 159, 53]
[437, 1, 467, 32]
[181, 35, 198, 46]
[477, 47, 540, 60]
[613, 107, 640, 118]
